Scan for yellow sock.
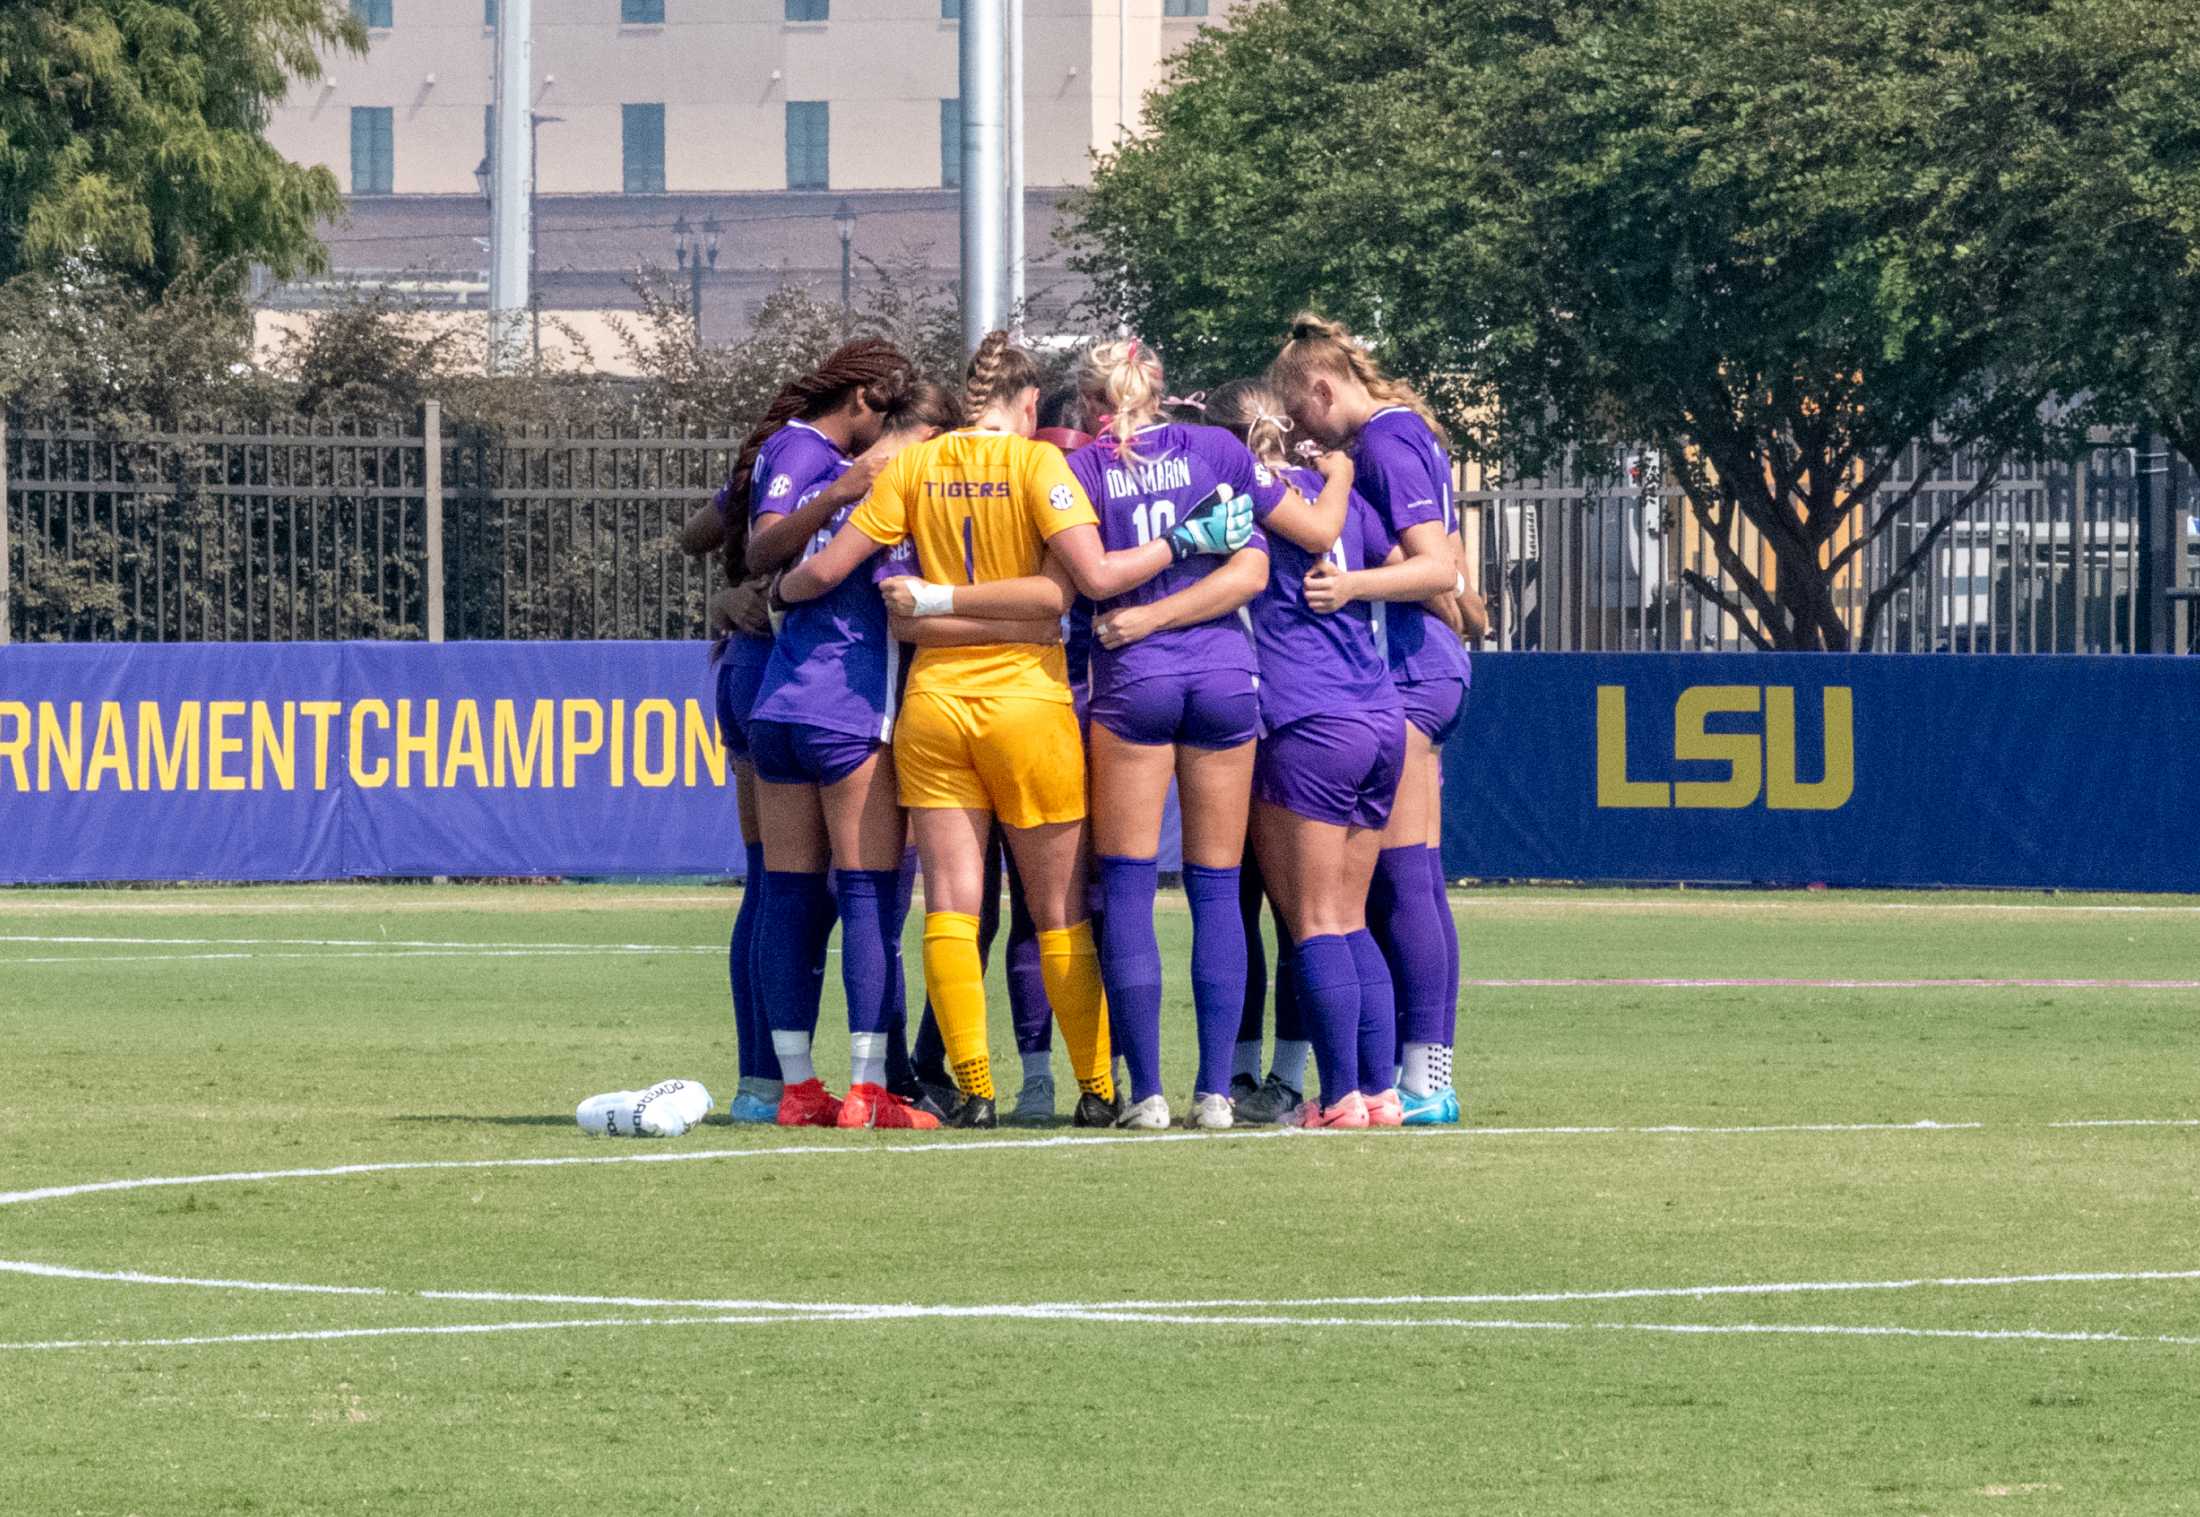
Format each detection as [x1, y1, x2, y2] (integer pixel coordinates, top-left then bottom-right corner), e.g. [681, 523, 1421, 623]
[1038, 921, 1112, 1102]
[922, 911, 993, 1099]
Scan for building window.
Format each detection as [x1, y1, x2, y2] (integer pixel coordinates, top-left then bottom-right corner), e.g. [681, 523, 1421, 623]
[351, 0, 393, 26]
[622, 104, 666, 193]
[940, 100, 962, 188]
[1162, 0, 1208, 14]
[941, 0, 959, 17]
[785, 0, 828, 18]
[620, 0, 664, 21]
[484, 0, 496, 22]
[350, 107, 393, 194]
[786, 102, 829, 190]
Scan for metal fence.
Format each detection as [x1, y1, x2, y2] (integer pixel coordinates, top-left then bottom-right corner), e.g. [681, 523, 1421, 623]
[1465, 441, 2200, 654]
[3, 410, 733, 645]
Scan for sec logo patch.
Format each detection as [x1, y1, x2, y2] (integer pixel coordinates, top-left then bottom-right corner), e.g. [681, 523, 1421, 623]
[1050, 484, 1075, 512]
[1254, 464, 1274, 488]
[768, 474, 794, 500]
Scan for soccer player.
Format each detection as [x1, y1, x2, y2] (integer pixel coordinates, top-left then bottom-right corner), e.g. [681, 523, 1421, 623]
[1209, 378, 1458, 1126]
[777, 331, 1252, 1128]
[1064, 340, 1353, 1129]
[1269, 315, 1475, 1126]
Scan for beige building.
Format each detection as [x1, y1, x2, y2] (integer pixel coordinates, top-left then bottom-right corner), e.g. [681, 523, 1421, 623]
[262, 0, 1242, 342]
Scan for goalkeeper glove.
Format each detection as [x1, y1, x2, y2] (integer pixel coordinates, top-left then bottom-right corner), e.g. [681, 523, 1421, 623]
[1166, 488, 1256, 561]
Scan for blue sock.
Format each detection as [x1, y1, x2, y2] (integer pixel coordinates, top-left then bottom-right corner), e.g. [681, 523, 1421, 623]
[1293, 934, 1360, 1107]
[740, 851, 783, 1083]
[1096, 854, 1164, 1102]
[731, 842, 765, 1080]
[1184, 863, 1247, 1098]
[835, 869, 900, 1044]
[1002, 851, 1054, 1053]
[1372, 845, 1449, 1050]
[759, 870, 837, 1047]
[1347, 929, 1396, 1097]
[1433, 845, 1461, 1051]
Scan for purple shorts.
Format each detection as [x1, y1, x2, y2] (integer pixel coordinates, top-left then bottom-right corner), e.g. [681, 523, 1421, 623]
[714, 637, 772, 760]
[748, 718, 882, 788]
[1089, 668, 1259, 750]
[1254, 707, 1407, 830]
[1400, 676, 1467, 745]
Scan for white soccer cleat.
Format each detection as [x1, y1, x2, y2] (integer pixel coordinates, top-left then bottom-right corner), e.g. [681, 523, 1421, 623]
[1187, 1092, 1234, 1130]
[1115, 1094, 1171, 1131]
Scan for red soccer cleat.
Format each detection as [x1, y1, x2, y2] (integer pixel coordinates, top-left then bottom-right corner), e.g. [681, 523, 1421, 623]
[836, 1082, 941, 1130]
[776, 1077, 842, 1127]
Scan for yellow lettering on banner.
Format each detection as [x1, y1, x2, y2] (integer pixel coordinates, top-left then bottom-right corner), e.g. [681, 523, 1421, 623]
[85, 703, 134, 792]
[349, 700, 391, 788]
[1766, 686, 1856, 811]
[207, 701, 246, 792]
[252, 702, 296, 791]
[138, 703, 200, 791]
[301, 701, 342, 790]
[683, 698, 726, 788]
[1594, 687, 1669, 808]
[395, 699, 441, 789]
[0, 701, 31, 791]
[37, 701, 84, 793]
[494, 699, 553, 788]
[561, 700, 604, 789]
[609, 699, 627, 788]
[632, 699, 676, 788]
[445, 700, 489, 788]
[1672, 685, 1762, 810]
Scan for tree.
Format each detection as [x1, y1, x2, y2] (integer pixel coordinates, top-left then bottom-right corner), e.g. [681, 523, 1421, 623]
[0, 0, 364, 291]
[1070, 0, 2107, 649]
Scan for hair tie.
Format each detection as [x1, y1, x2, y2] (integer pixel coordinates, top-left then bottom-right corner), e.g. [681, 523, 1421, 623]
[1125, 339, 1140, 365]
[1163, 392, 1207, 413]
[1255, 408, 1294, 435]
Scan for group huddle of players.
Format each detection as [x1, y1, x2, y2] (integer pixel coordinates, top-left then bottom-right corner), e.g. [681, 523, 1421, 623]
[683, 315, 1484, 1134]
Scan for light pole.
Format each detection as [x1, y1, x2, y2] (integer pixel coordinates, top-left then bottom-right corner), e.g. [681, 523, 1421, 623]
[833, 199, 857, 325]
[674, 214, 721, 347]
[477, 109, 561, 366]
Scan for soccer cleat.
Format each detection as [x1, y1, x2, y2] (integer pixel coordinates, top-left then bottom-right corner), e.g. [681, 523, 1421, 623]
[727, 1087, 780, 1125]
[894, 1083, 952, 1124]
[1292, 1091, 1371, 1130]
[836, 1082, 942, 1131]
[1115, 1094, 1171, 1131]
[1228, 1071, 1262, 1104]
[1363, 1089, 1405, 1128]
[1188, 1092, 1235, 1130]
[1232, 1072, 1302, 1126]
[1401, 1086, 1462, 1126]
[947, 1094, 998, 1129]
[1072, 1090, 1121, 1128]
[1010, 1072, 1057, 1125]
[916, 1079, 963, 1120]
[775, 1077, 842, 1127]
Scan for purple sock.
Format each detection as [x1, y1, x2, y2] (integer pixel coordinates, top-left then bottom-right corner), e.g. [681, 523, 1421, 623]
[1293, 934, 1360, 1107]
[758, 869, 837, 1040]
[1097, 854, 1165, 1102]
[1347, 929, 1396, 1096]
[1002, 850, 1054, 1053]
[740, 853, 784, 1082]
[1371, 845, 1449, 1049]
[835, 869, 899, 1041]
[1238, 853, 1269, 1047]
[1433, 845, 1461, 1045]
[1184, 863, 1247, 1098]
[731, 842, 766, 1080]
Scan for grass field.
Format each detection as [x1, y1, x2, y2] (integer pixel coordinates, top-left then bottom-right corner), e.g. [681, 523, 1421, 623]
[2, 883, 2197, 1516]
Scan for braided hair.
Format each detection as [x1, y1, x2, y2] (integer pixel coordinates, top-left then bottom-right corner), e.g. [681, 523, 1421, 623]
[719, 337, 912, 581]
[1268, 312, 1450, 453]
[963, 329, 1042, 421]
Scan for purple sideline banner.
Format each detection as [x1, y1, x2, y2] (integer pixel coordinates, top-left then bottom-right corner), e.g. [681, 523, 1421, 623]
[0, 641, 745, 883]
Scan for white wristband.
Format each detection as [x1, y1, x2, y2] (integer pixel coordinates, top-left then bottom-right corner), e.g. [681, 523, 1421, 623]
[1454, 573, 1467, 598]
[909, 580, 956, 617]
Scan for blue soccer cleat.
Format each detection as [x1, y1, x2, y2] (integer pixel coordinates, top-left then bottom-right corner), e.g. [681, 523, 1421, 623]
[727, 1084, 780, 1124]
[1400, 1086, 1462, 1126]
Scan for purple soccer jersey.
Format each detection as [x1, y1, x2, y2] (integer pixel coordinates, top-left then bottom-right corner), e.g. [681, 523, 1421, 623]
[1249, 465, 1401, 733]
[1352, 406, 1472, 689]
[751, 424, 908, 742]
[1066, 423, 1286, 704]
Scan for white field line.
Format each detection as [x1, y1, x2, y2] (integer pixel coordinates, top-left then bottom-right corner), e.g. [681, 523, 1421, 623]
[1446, 898, 2200, 916]
[2, 947, 717, 965]
[0, 1120, 2026, 1212]
[1464, 978, 2200, 990]
[0, 934, 715, 949]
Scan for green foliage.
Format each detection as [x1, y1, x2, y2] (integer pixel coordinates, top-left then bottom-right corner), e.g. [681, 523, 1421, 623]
[1070, 0, 2156, 648]
[0, 0, 366, 290]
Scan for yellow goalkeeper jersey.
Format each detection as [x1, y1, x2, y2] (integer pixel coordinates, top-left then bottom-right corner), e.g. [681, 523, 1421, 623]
[850, 428, 1098, 703]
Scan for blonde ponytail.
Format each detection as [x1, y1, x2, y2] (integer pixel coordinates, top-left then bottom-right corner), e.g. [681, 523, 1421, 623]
[1076, 337, 1166, 462]
[1206, 379, 1295, 474]
[1269, 311, 1451, 453]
